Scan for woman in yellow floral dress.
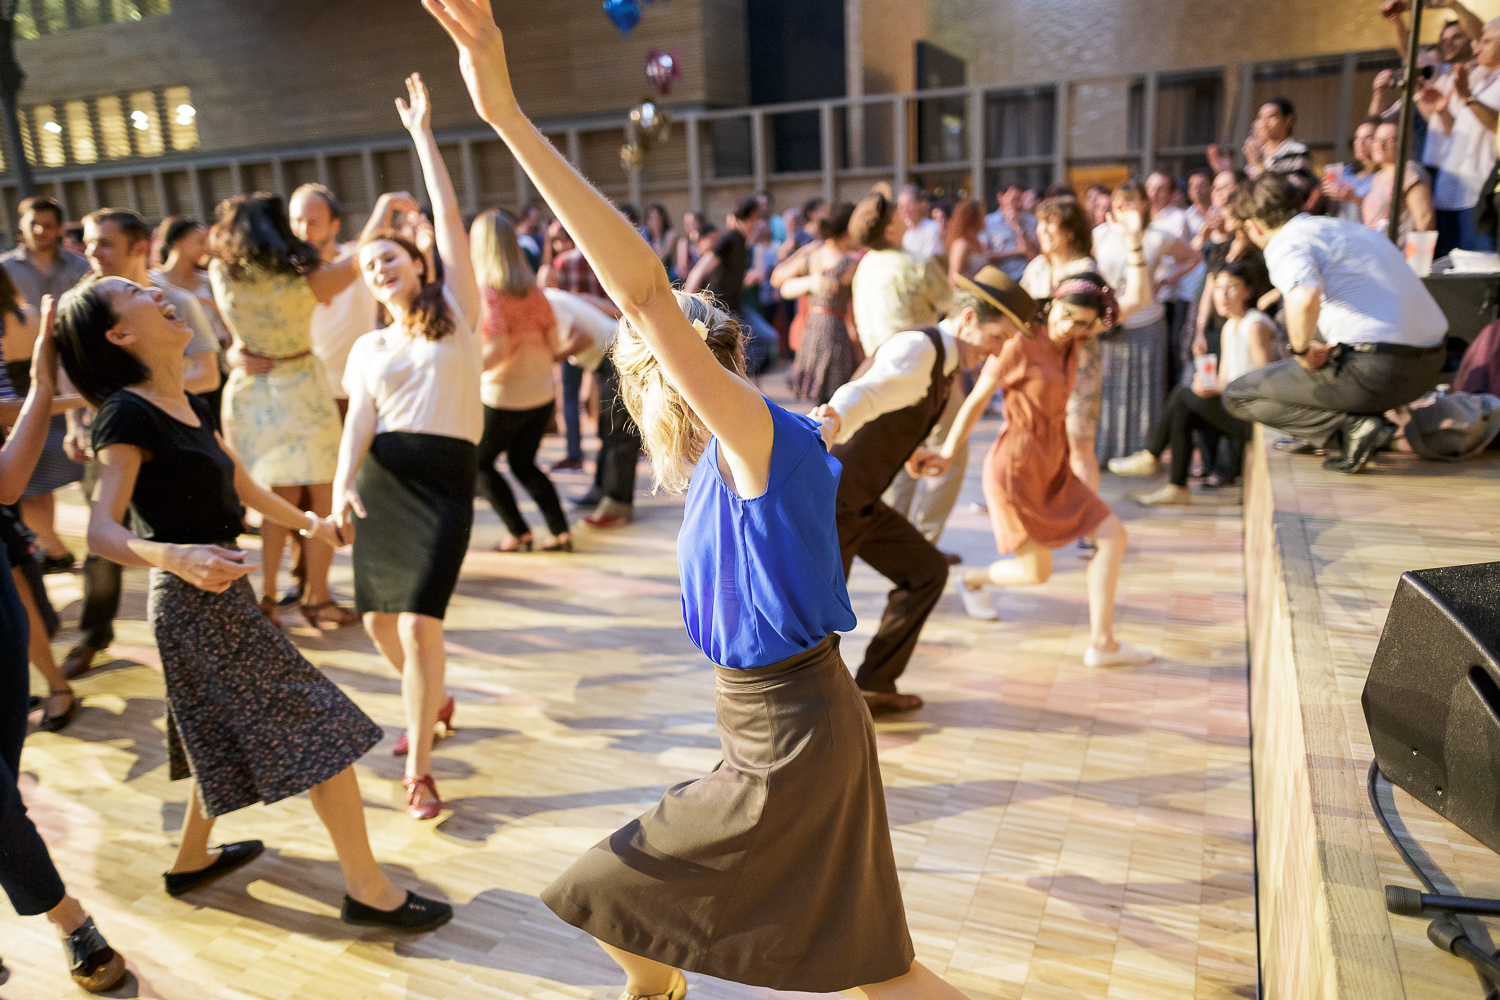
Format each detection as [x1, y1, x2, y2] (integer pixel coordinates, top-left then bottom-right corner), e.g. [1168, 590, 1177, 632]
[210, 193, 376, 627]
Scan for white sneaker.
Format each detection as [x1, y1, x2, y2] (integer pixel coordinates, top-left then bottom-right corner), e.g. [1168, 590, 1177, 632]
[1133, 483, 1191, 507]
[1084, 641, 1155, 668]
[1107, 450, 1159, 477]
[959, 584, 998, 621]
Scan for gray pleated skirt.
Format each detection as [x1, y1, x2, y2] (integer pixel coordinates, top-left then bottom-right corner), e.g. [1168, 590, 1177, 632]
[541, 634, 915, 993]
[1095, 315, 1169, 463]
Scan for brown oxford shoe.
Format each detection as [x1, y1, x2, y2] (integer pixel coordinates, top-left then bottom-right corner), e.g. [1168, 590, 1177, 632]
[863, 691, 924, 716]
[61, 645, 101, 680]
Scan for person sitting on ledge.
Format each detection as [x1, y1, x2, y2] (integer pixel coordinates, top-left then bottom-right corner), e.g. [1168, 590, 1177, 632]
[1222, 172, 1448, 474]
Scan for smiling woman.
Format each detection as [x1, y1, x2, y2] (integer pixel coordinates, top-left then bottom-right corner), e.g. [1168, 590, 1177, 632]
[50, 273, 452, 934]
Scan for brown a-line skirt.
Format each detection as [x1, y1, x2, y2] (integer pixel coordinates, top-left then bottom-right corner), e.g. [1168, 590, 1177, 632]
[541, 634, 915, 993]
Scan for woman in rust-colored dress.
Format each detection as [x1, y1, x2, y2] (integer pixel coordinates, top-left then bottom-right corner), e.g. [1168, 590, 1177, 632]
[932, 273, 1156, 668]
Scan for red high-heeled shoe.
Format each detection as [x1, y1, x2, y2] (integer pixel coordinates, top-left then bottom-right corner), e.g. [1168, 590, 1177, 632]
[403, 774, 441, 821]
[391, 696, 456, 756]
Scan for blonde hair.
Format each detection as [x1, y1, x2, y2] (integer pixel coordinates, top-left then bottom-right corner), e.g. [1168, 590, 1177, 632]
[612, 291, 746, 493]
[470, 209, 535, 297]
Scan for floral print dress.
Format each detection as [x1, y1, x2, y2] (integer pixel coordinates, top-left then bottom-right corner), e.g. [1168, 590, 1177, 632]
[211, 262, 342, 486]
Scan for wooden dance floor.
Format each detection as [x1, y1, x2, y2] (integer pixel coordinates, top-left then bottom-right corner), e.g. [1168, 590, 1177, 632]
[3, 384, 1257, 1000]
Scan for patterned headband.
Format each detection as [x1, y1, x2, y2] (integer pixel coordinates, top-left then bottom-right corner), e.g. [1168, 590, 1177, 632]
[1053, 277, 1119, 330]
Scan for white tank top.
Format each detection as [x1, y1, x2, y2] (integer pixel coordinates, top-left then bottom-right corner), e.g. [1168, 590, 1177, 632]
[1220, 309, 1272, 385]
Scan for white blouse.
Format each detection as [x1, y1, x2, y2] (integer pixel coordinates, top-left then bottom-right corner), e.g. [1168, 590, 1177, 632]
[343, 285, 484, 445]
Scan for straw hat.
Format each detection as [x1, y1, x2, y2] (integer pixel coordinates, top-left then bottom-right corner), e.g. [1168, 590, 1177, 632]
[955, 265, 1039, 329]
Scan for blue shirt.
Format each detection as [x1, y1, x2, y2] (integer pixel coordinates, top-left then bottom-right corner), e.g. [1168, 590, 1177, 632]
[679, 399, 856, 669]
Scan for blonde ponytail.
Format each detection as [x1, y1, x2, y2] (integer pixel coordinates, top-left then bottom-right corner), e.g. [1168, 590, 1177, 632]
[612, 291, 747, 493]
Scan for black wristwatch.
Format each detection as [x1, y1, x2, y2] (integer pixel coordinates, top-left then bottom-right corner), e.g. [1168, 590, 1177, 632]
[1290, 345, 1310, 357]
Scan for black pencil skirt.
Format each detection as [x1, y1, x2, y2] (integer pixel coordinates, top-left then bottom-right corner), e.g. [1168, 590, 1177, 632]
[353, 431, 477, 620]
[542, 634, 915, 993]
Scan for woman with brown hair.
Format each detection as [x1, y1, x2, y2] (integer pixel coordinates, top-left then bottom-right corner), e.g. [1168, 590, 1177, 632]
[772, 200, 860, 404]
[471, 208, 571, 552]
[1021, 196, 1102, 493]
[943, 198, 988, 285]
[423, 2, 971, 997]
[333, 73, 483, 821]
[209, 189, 373, 628]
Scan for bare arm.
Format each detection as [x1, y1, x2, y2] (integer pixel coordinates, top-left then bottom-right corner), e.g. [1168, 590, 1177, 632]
[939, 355, 1004, 463]
[770, 240, 817, 290]
[1407, 182, 1436, 234]
[1158, 234, 1204, 288]
[1192, 272, 1214, 354]
[423, 0, 774, 493]
[683, 251, 719, 294]
[1112, 207, 1156, 322]
[947, 239, 969, 289]
[399, 73, 481, 329]
[332, 382, 379, 532]
[304, 246, 359, 304]
[0, 298, 60, 503]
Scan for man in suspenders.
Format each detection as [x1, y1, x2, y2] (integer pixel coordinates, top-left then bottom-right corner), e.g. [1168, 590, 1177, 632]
[814, 267, 1037, 714]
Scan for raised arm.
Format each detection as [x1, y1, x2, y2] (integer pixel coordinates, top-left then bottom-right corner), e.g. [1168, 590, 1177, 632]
[423, 0, 772, 485]
[0, 297, 59, 503]
[398, 72, 480, 330]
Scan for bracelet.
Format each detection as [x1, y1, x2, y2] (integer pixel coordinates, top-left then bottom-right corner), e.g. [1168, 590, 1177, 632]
[1289, 345, 1310, 357]
[298, 511, 318, 537]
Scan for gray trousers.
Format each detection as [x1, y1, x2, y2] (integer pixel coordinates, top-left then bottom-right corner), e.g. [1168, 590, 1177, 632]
[1223, 346, 1445, 449]
[884, 374, 966, 546]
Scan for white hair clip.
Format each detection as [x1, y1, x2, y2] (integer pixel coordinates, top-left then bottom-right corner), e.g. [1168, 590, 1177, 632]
[691, 318, 711, 341]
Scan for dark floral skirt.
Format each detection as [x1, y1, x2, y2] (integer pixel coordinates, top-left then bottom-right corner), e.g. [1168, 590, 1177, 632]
[150, 566, 382, 818]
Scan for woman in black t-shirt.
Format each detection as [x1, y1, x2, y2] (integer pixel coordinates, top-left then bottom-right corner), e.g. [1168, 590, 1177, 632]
[54, 274, 450, 933]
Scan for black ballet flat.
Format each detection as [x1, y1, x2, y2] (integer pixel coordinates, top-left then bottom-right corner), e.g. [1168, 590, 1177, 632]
[164, 840, 265, 896]
[341, 890, 453, 932]
[39, 690, 76, 733]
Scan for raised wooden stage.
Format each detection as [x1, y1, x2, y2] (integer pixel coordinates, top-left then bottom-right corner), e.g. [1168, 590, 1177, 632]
[1245, 427, 1500, 999]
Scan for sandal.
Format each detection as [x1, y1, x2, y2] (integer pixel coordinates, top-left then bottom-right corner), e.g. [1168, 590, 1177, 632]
[40, 689, 76, 733]
[257, 595, 280, 627]
[301, 600, 359, 629]
[541, 534, 573, 553]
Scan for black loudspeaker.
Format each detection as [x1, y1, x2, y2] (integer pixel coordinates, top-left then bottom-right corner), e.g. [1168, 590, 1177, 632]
[1422, 274, 1499, 349]
[1363, 562, 1500, 855]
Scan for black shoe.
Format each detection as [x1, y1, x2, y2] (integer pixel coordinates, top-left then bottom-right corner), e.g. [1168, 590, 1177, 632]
[164, 840, 265, 896]
[341, 890, 453, 932]
[39, 691, 75, 733]
[1322, 415, 1389, 474]
[1077, 538, 1097, 558]
[570, 490, 604, 509]
[40, 552, 76, 574]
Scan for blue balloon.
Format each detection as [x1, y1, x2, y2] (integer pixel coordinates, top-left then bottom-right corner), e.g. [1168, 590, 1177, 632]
[603, 0, 641, 34]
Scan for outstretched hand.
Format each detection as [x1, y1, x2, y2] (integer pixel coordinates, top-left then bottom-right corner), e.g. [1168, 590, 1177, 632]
[396, 72, 432, 134]
[31, 294, 59, 393]
[421, 0, 519, 126]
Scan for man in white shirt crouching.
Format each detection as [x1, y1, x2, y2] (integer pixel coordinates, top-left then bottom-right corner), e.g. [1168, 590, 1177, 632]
[1224, 174, 1449, 474]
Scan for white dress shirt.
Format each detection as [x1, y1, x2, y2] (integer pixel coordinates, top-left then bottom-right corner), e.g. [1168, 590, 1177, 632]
[1149, 205, 1195, 302]
[543, 287, 618, 372]
[310, 258, 379, 400]
[826, 319, 959, 445]
[1434, 64, 1500, 211]
[902, 217, 944, 258]
[1264, 214, 1447, 348]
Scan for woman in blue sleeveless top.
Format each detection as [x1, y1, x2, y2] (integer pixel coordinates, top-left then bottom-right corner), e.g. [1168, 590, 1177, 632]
[423, 3, 971, 998]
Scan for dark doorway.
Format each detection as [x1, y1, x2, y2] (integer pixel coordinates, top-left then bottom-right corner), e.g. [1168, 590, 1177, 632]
[916, 41, 966, 167]
[746, 0, 846, 173]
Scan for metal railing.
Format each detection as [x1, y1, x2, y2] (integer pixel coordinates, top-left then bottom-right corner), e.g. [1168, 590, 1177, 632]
[1, 51, 1396, 238]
